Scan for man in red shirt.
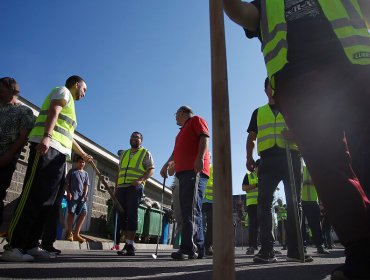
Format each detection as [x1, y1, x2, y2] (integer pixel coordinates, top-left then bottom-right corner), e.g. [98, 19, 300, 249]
[161, 105, 210, 260]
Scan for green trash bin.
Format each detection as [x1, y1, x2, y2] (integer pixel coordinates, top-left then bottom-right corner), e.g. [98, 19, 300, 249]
[136, 205, 147, 236]
[143, 208, 164, 238]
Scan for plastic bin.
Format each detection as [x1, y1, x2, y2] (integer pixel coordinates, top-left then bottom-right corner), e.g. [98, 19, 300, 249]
[160, 215, 170, 244]
[136, 205, 147, 236]
[143, 208, 164, 238]
[106, 200, 147, 239]
[56, 196, 68, 240]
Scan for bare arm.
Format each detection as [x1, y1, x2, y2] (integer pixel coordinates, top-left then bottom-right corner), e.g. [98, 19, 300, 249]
[72, 139, 93, 162]
[132, 167, 155, 187]
[160, 152, 174, 178]
[223, 0, 260, 31]
[36, 99, 65, 155]
[83, 183, 89, 200]
[246, 132, 257, 172]
[242, 183, 257, 192]
[194, 135, 209, 173]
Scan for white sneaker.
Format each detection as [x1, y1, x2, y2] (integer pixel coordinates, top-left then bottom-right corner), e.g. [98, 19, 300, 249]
[26, 246, 57, 259]
[1, 248, 34, 262]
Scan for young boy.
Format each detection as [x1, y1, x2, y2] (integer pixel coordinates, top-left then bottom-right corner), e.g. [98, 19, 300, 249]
[65, 155, 90, 243]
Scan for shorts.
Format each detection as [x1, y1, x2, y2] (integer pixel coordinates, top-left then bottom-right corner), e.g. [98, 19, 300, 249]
[68, 200, 87, 216]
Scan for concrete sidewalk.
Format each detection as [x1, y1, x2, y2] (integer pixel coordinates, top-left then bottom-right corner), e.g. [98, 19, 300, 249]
[49, 234, 174, 251]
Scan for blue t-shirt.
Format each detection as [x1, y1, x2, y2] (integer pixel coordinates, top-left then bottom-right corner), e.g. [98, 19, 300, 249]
[66, 168, 90, 201]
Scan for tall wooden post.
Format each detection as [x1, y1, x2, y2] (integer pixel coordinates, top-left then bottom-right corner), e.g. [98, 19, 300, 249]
[209, 0, 235, 279]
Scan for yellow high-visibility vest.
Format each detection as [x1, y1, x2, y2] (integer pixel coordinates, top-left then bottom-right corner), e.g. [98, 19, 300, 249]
[260, 0, 370, 79]
[246, 172, 258, 206]
[302, 166, 319, 202]
[204, 165, 214, 201]
[257, 104, 297, 154]
[276, 205, 287, 221]
[117, 147, 147, 185]
[29, 88, 76, 150]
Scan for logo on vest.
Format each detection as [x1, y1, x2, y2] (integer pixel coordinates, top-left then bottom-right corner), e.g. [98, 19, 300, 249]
[353, 52, 370, 59]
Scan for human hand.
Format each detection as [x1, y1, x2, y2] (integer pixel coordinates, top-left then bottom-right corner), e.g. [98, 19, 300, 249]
[82, 153, 93, 162]
[160, 163, 169, 178]
[246, 157, 255, 172]
[194, 158, 204, 173]
[37, 137, 51, 155]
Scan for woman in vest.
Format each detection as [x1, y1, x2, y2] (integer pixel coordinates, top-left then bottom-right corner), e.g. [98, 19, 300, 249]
[224, 1, 370, 278]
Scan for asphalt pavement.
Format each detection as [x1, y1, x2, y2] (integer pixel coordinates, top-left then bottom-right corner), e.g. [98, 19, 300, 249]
[0, 241, 345, 280]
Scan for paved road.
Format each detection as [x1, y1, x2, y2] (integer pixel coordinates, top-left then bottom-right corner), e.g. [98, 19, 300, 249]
[0, 246, 344, 280]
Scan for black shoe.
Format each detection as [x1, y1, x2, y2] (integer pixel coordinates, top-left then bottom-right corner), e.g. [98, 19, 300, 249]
[41, 245, 61, 255]
[246, 247, 255, 255]
[282, 246, 287, 250]
[286, 252, 314, 262]
[205, 247, 213, 256]
[171, 250, 185, 260]
[171, 249, 198, 260]
[117, 244, 135, 256]
[317, 246, 330, 255]
[274, 249, 282, 255]
[253, 250, 277, 264]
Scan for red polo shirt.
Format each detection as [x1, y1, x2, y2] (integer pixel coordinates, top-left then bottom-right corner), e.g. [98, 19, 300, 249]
[174, 116, 210, 176]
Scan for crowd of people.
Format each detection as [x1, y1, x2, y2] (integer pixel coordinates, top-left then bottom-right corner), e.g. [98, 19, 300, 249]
[1, 1, 370, 279]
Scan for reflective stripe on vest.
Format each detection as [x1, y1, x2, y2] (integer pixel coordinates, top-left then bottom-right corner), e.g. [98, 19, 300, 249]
[276, 205, 287, 221]
[257, 104, 297, 154]
[246, 172, 258, 206]
[260, 0, 370, 79]
[117, 147, 147, 185]
[302, 166, 319, 202]
[28, 88, 76, 150]
[204, 165, 214, 201]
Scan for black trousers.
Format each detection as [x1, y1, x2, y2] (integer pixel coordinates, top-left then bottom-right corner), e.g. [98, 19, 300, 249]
[258, 150, 302, 254]
[246, 204, 259, 248]
[7, 144, 66, 250]
[301, 201, 324, 248]
[202, 202, 213, 249]
[41, 183, 65, 247]
[0, 163, 16, 227]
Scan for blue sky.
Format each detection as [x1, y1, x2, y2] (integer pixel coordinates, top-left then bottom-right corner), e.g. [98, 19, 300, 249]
[1, 0, 285, 199]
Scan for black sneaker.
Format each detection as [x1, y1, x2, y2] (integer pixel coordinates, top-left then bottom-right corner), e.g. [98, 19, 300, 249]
[246, 247, 255, 255]
[317, 246, 330, 255]
[171, 249, 198, 260]
[117, 244, 135, 256]
[286, 252, 314, 262]
[253, 250, 277, 264]
[41, 245, 61, 255]
[171, 250, 185, 260]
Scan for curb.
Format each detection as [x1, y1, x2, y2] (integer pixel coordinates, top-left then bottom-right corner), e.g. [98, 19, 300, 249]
[54, 240, 174, 251]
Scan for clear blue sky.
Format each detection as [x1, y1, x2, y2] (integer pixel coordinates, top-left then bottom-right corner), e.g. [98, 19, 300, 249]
[1, 0, 285, 199]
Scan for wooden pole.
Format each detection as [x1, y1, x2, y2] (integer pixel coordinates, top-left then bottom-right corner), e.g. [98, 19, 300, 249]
[90, 161, 124, 214]
[209, 0, 235, 279]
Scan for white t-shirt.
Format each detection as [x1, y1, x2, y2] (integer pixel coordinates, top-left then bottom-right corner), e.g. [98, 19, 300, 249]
[29, 86, 74, 158]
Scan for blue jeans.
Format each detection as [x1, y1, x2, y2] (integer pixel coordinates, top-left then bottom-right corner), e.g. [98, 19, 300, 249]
[176, 171, 207, 255]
